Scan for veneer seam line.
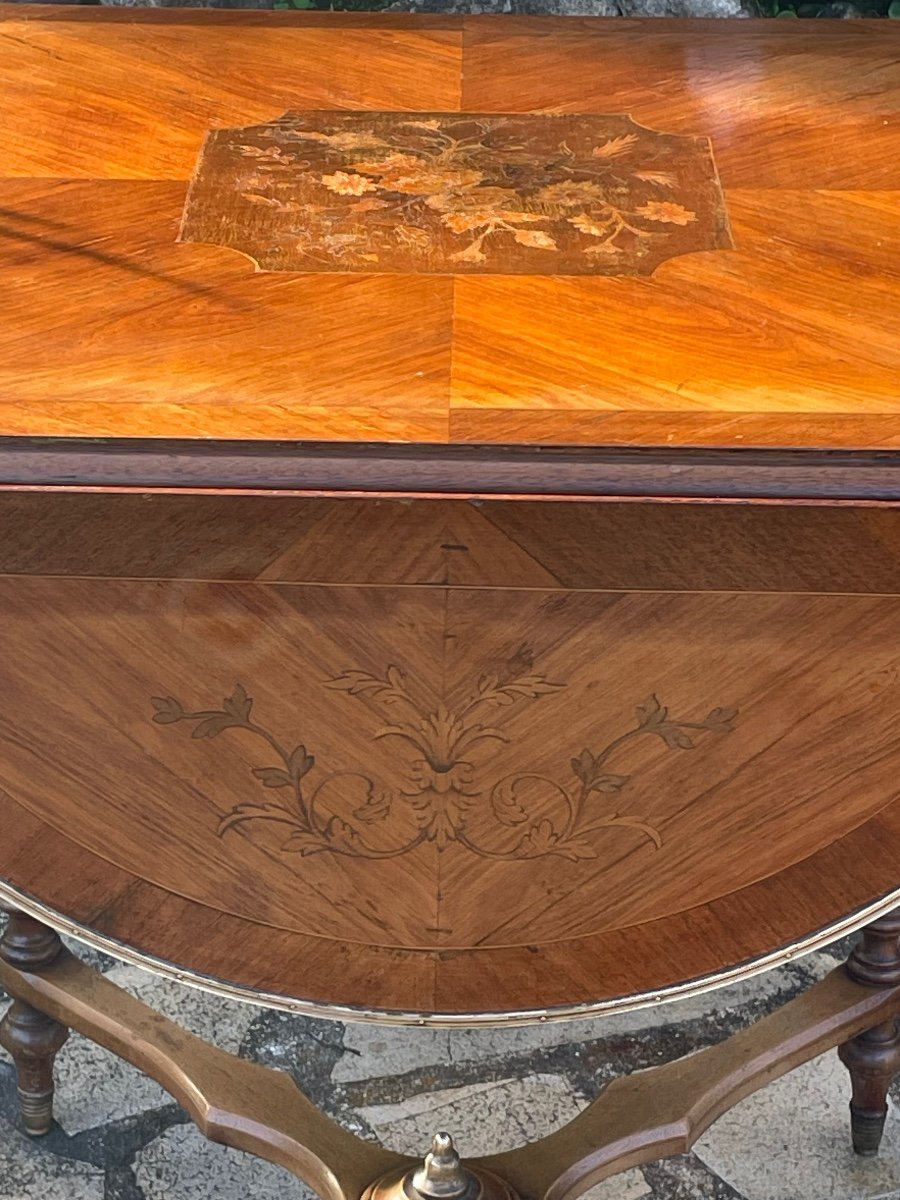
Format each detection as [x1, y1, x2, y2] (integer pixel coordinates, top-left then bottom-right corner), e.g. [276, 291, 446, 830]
[3, 574, 900, 598]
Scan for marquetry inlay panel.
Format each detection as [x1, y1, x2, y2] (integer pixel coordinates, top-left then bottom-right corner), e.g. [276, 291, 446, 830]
[1, 578, 899, 954]
[179, 112, 731, 275]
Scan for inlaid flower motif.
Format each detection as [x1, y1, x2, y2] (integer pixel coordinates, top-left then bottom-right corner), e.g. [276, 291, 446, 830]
[569, 212, 612, 237]
[635, 200, 697, 225]
[534, 180, 607, 208]
[386, 168, 484, 196]
[321, 171, 376, 196]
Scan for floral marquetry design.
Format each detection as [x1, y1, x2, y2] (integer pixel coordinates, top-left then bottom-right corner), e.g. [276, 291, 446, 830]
[179, 111, 733, 276]
[150, 648, 737, 864]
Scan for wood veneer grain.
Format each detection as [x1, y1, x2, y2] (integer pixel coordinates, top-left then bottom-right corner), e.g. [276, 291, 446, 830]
[1, 10, 898, 451]
[3, 552, 900, 1015]
[7, 493, 900, 593]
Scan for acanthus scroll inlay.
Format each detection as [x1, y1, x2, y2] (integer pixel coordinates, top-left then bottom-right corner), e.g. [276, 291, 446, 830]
[179, 111, 733, 276]
[151, 648, 737, 863]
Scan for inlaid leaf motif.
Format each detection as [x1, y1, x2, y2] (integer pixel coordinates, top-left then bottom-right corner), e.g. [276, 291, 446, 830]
[240, 193, 282, 207]
[324, 816, 360, 845]
[704, 705, 739, 732]
[636, 695, 665, 727]
[496, 677, 561, 702]
[289, 745, 315, 778]
[354, 793, 392, 824]
[150, 696, 184, 724]
[521, 818, 562, 856]
[592, 133, 639, 158]
[634, 170, 677, 188]
[572, 752, 630, 792]
[658, 727, 695, 750]
[326, 671, 379, 694]
[223, 684, 252, 722]
[590, 774, 630, 794]
[513, 229, 558, 250]
[252, 767, 293, 788]
[475, 654, 563, 705]
[326, 666, 411, 705]
[191, 713, 244, 739]
[490, 777, 531, 826]
[572, 749, 599, 786]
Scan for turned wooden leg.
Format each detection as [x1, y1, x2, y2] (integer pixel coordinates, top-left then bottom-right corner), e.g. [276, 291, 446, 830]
[0, 909, 69, 1136]
[838, 911, 900, 1156]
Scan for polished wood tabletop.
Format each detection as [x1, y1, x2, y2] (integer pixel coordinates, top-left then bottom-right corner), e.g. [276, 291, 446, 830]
[1, 7, 899, 454]
[4, 9, 900, 1025]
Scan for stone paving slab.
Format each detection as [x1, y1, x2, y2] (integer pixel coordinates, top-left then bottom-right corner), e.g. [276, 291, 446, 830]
[696, 1054, 900, 1200]
[134, 1124, 313, 1200]
[358, 1073, 583, 1153]
[333, 953, 841, 1084]
[0, 1114, 104, 1200]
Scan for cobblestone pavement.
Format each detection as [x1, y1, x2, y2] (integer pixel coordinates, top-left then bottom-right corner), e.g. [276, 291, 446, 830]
[5, 0, 750, 19]
[3, 928, 900, 1200]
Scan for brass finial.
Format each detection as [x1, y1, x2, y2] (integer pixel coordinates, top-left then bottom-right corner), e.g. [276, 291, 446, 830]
[361, 1131, 516, 1200]
[411, 1133, 473, 1200]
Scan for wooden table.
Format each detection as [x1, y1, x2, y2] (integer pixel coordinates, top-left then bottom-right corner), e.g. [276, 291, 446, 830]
[3, 7, 900, 1195]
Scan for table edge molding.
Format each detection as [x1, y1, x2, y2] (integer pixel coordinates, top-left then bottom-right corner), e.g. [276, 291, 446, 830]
[1, 877, 898, 1028]
[4, 439, 900, 501]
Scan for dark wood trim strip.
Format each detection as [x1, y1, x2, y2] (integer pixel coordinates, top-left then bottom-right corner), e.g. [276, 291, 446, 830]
[4, 438, 900, 501]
